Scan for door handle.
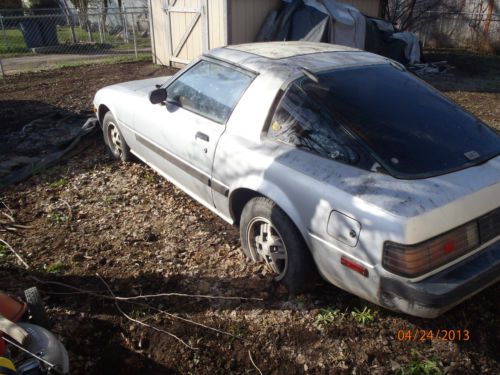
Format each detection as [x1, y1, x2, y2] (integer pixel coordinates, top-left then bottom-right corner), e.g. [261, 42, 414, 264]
[195, 132, 209, 142]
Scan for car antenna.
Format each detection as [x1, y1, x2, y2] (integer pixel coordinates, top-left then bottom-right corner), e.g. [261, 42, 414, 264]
[300, 67, 320, 84]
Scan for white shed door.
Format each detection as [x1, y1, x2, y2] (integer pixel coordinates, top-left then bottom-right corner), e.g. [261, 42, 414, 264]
[164, 0, 209, 65]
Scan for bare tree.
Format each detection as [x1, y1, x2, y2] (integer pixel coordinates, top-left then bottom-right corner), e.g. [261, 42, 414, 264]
[469, 0, 495, 52]
[381, 0, 465, 31]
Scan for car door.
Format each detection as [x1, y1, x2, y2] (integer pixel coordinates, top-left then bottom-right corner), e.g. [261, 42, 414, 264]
[133, 59, 255, 207]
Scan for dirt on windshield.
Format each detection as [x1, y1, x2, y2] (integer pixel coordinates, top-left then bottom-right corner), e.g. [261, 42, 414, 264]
[0, 59, 499, 375]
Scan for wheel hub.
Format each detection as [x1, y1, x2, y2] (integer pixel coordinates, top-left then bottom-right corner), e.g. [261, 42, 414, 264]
[248, 218, 288, 279]
[108, 124, 122, 155]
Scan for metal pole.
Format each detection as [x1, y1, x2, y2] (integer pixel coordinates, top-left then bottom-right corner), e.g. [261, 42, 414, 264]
[87, 21, 92, 42]
[131, 12, 138, 60]
[0, 58, 5, 78]
[98, 6, 103, 43]
[121, 5, 129, 44]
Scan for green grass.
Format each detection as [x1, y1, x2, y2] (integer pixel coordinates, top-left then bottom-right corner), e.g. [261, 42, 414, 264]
[50, 53, 150, 69]
[0, 25, 150, 55]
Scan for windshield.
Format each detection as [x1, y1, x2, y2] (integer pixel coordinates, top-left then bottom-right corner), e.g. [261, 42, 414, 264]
[300, 65, 500, 178]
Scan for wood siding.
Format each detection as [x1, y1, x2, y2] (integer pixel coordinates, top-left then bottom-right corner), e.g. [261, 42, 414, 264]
[208, 0, 227, 48]
[150, 0, 381, 66]
[345, 0, 380, 17]
[228, 0, 281, 45]
[150, 0, 170, 65]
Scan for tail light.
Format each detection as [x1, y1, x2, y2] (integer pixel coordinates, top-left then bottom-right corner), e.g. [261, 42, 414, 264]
[383, 222, 479, 277]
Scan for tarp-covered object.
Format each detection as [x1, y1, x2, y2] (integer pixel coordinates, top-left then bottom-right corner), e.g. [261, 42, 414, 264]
[257, 0, 421, 65]
[0, 113, 97, 188]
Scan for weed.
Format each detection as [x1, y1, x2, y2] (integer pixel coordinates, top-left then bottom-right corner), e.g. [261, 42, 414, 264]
[351, 307, 376, 325]
[103, 195, 117, 204]
[228, 322, 248, 341]
[315, 306, 342, 326]
[49, 178, 68, 189]
[143, 170, 157, 184]
[0, 243, 9, 259]
[129, 305, 149, 319]
[31, 164, 47, 176]
[404, 358, 442, 375]
[47, 211, 67, 223]
[45, 262, 67, 275]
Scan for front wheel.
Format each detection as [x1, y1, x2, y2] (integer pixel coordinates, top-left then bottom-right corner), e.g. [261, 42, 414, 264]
[103, 112, 132, 162]
[240, 197, 317, 293]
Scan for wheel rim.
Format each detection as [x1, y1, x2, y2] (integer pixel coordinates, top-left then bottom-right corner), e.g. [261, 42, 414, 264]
[107, 122, 123, 156]
[246, 217, 288, 280]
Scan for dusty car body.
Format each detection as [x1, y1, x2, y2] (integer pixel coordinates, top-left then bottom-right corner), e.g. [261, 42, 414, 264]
[93, 42, 500, 318]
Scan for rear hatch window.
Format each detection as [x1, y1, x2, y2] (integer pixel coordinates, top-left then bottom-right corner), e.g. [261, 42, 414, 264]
[303, 65, 500, 179]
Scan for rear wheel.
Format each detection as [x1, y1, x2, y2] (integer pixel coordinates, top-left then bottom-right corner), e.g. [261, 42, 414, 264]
[103, 112, 131, 162]
[240, 197, 317, 293]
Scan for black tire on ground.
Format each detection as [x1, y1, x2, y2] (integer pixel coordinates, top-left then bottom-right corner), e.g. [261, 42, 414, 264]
[24, 287, 50, 329]
[103, 111, 132, 162]
[240, 197, 318, 294]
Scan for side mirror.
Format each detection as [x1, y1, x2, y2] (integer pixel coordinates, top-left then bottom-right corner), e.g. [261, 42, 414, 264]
[166, 95, 181, 107]
[149, 88, 167, 104]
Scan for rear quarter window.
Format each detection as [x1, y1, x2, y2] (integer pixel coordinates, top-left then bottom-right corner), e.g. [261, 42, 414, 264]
[276, 65, 500, 178]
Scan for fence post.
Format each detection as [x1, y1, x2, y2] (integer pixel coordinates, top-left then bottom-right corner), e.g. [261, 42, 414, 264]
[131, 12, 138, 60]
[0, 15, 7, 51]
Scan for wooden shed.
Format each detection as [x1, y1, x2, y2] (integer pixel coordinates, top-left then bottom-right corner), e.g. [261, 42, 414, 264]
[149, 0, 381, 67]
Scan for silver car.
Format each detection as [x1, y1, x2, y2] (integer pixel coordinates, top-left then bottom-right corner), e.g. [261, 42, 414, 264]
[93, 42, 500, 318]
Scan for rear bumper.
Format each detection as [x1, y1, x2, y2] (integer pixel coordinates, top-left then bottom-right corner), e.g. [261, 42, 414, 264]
[380, 239, 500, 318]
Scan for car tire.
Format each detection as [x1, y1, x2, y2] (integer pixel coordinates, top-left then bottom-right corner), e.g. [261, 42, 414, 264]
[103, 112, 132, 162]
[240, 197, 317, 293]
[24, 287, 50, 329]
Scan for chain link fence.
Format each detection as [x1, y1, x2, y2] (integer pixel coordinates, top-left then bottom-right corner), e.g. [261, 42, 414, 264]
[416, 11, 500, 52]
[0, 6, 151, 76]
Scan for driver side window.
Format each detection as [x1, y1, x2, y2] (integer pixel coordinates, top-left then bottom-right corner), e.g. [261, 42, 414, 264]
[167, 60, 254, 124]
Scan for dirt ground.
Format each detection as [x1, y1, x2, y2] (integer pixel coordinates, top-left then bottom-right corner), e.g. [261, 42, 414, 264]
[0, 60, 499, 375]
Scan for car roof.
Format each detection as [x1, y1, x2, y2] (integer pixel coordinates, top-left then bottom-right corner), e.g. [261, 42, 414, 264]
[206, 42, 389, 81]
[226, 41, 358, 59]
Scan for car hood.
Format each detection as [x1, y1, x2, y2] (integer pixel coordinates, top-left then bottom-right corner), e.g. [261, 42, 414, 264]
[106, 76, 172, 95]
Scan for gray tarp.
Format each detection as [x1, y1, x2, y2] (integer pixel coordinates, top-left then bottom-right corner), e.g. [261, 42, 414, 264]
[0, 113, 98, 188]
[257, 0, 421, 65]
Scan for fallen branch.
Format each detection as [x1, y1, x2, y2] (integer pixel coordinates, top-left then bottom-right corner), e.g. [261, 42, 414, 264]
[128, 299, 244, 341]
[0, 201, 13, 216]
[31, 277, 262, 302]
[249, 350, 263, 375]
[96, 273, 197, 350]
[33, 275, 251, 345]
[0, 239, 29, 269]
[1, 211, 15, 223]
